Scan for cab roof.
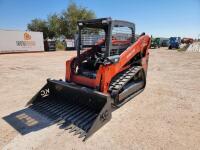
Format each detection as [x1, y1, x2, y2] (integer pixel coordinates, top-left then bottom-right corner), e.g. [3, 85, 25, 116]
[77, 18, 135, 30]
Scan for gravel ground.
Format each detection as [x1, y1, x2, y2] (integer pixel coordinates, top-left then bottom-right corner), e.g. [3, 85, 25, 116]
[0, 48, 200, 150]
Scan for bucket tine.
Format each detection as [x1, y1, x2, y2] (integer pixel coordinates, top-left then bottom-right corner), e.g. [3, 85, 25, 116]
[79, 132, 86, 139]
[74, 128, 82, 135]
[65, 124, 74, 130]
[69, 126, 78, 133]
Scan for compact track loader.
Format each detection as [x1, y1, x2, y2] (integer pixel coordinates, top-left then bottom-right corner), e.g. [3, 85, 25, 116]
[27, 18, 151, 140]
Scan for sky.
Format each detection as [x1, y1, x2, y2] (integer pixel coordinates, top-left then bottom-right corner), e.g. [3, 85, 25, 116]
[0, 0, 199, 38]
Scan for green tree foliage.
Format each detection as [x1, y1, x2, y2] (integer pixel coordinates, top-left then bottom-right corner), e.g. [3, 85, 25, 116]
[27, 2, 96, 39]
[48, 13, 61, 38]
[27, 19, 49, 39]
[60, 2, 96, 38]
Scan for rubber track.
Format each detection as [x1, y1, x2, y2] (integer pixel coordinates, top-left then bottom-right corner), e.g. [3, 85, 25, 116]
[109, 66, 142, 95]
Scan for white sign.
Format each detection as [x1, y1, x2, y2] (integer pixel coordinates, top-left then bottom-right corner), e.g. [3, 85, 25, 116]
[0, 30, 44, 53]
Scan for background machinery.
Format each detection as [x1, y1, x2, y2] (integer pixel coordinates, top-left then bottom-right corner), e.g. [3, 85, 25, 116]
[181, 38, 194, 44]
[150, 36, 160, 48]
[27, 18, 151, 140]
[168, 37, 181, 49]
[161, 39, 169, 47]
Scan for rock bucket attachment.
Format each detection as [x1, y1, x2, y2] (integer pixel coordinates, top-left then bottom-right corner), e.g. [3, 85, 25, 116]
[27, 79, 112, 141]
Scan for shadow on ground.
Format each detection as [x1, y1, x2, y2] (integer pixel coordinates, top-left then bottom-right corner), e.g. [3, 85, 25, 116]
[3, 108, 54, 135]
[3, 107, 84, 138]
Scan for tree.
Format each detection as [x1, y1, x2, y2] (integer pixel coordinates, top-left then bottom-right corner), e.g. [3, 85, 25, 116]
[27, 19, 49, 39]
[27, 2, 96, 39]
[60, 2, 96, 38]
[48, 13, 61, 38]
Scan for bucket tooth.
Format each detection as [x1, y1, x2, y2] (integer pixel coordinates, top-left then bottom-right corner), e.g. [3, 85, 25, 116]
[65, 124, 73, 130]
[59, 120, 71, 128]
[74, 128, 82, 135]
[78, 132, 86, 139]
[69, 126, 78, 133]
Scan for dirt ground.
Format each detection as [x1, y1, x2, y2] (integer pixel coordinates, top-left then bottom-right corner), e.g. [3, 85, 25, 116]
[0, 48, 200, 150]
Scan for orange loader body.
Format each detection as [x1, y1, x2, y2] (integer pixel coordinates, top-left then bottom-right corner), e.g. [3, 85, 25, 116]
[66, 35, 150, 93]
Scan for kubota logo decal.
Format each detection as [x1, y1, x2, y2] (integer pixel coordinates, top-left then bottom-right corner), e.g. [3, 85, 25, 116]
[40, 88, 50, 98]
[24, 32, 31, 40]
